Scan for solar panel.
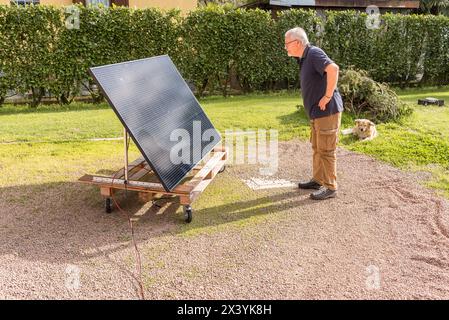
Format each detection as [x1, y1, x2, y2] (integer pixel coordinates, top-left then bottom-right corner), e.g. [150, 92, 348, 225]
[89, 55, 221, 192]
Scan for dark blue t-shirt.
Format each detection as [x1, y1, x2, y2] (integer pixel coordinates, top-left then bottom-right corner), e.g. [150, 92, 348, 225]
[298, 45, 344, 119]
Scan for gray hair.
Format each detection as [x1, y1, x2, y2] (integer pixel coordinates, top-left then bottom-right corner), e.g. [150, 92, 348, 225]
[285, 27, 309, 46]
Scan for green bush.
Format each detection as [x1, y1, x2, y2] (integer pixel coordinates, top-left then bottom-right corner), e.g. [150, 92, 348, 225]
[339, 68, 413, 122]
[230, 8, 278, 92]
[179, 5, 234, 96]
[0, 5, 449, 107]
[0, 5, 62, 107]
[0, 4, 180, 106]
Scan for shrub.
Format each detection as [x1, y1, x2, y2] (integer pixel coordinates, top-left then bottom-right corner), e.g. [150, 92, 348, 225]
[0, 5, 449, 107]
[338, 68, 413, 122]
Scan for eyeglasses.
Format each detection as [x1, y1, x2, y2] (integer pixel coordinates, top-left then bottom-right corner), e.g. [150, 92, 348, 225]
[284, 39, 298, 49]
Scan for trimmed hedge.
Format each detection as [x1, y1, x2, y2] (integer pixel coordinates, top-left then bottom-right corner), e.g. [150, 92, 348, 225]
[0, 5, 449, 107]
[0, 5, 180, 106]
[0, 5, 62, 107]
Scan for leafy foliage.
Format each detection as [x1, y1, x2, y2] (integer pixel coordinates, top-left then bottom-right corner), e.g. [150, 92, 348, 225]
[418, 0, 449, 15]
[0, 5, 180, 106]
[0, 5, 449, 107]
[339, 68, 412, 122]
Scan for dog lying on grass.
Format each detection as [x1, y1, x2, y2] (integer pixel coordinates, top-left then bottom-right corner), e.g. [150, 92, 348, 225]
[341, 119, 378, 141]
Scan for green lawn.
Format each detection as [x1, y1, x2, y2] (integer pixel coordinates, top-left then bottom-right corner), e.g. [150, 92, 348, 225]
[1, 86, 448, 198]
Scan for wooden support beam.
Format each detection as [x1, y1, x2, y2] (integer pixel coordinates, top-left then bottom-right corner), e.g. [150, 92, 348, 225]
[79, 146, 227, 209]
[100, 187, 113, 197]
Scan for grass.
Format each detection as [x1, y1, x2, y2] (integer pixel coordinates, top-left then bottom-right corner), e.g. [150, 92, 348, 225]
[2, 88, 448, 294]
[342, 86, 449, 197]
[0, 103, 121, 143]
[1, 86, 448, 200]
[0, 92, 354, 143]
[178, 174, 275, 236]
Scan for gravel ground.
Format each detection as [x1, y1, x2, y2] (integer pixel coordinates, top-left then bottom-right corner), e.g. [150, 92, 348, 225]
[0, 140, 448, 299]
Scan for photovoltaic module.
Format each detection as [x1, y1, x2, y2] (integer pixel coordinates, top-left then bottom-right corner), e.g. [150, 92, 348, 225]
[89, 55, 221, 191]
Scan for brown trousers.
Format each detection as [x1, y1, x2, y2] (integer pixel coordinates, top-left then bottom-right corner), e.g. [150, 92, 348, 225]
[310, 112, 342, 191]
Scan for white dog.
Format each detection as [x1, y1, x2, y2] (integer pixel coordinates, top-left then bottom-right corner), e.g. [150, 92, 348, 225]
[341, 119, 378, 141]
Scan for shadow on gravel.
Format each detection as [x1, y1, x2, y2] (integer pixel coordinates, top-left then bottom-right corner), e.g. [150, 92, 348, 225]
[0, 175, 316, 264]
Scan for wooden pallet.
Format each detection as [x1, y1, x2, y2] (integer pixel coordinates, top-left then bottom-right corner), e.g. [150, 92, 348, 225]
[78, 146, 227, 223]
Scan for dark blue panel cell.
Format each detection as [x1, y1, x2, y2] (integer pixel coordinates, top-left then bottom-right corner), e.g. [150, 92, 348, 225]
[89, 55, 221, 191]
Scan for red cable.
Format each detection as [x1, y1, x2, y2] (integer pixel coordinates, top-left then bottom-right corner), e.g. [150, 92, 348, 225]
[108, 136, 176, 299]
[110, 159, 146, 300]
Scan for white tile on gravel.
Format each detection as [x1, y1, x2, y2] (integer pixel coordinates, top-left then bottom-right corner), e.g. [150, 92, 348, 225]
[243, 177, 297, 190]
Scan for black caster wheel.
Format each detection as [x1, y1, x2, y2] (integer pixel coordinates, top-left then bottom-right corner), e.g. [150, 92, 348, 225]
[183, 205, 193, 223]
[105, 198, 113, 214]
[218, 165, 226, 174]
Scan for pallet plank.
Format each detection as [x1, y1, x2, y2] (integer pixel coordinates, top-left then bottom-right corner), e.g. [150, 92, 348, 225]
[78, 147, 227, 208]
[129, 167, 150, 181]
[189, 159, 226, 204]
[186, 151, 226, 190]
[115, 157, 146, 179]
[78, 174, 192, 195]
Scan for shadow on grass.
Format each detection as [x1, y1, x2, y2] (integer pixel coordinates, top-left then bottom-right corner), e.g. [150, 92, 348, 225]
[339, 133, 360, 146]
[276, 107, 309, 126]
[277, 107, 356, 128]
[178, 189, 320, 235]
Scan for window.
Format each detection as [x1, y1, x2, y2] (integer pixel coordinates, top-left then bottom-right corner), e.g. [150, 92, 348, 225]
[86, 0, 110, 7]
[12, 0, 40, 5]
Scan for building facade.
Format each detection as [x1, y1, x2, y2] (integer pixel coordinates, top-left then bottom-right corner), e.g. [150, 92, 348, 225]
[0, 0, 198, 13]
[243, 0, 420, 15]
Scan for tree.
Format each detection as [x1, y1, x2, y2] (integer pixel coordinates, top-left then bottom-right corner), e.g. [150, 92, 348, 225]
[198, 0, 254, 7]
[419, 0, 449, 15]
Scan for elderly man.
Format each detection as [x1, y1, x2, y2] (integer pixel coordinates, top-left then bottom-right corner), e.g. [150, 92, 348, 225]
[285, 27, 343, 200]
